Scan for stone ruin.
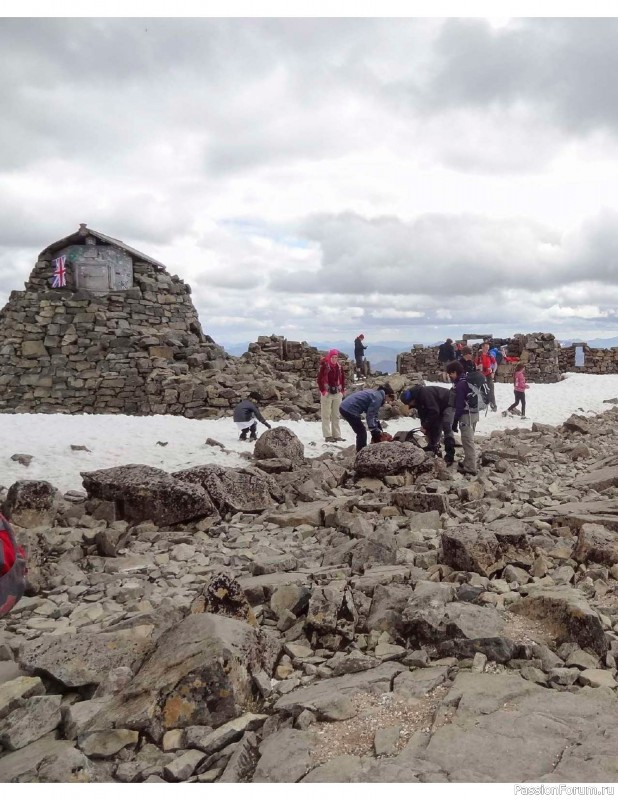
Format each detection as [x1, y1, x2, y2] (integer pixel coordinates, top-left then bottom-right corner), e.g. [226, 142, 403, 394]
[558, 342, 618, 374]
[0, 226, 352, 418]
[397, 332, 563, 383]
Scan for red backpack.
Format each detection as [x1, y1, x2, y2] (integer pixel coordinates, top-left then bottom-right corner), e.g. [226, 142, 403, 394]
[0, 514, 27, 617]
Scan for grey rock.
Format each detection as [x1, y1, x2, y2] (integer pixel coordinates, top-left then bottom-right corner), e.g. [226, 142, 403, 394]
[354, 442, 431, 479]
[5, 479, 58, 528]
[87, 613, 264, 740]
[253, 729, 316, 782]
[0, 694, 62, 750]
[163, 749, 205, 781]
[78, 728, 139, 758]
[253, 427, 305, 465]
[81, 464, 217, 526]
[19, 624, 156, 688]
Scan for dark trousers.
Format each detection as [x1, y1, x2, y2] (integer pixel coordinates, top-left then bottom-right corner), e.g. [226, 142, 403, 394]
[239, 422, 257, 440]
[486, 374, 497, 410]
[426, 409, 456, 459]
[508, 391, 526, 416]
[340, 408, 367, 451]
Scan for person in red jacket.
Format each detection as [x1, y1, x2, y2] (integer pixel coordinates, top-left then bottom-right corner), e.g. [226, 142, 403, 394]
[317, 349, 346, 442]
[0, 515, 27, 618]
[475, 341, 498, 411]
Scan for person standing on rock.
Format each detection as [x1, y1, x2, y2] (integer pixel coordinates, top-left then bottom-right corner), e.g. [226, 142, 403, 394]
[340, 383, 395, 451]
[354, 334, 368, 377]
[438, 338, 456, 381]
[400, 384, 456, 465]
[233, 391, 271, 441]
[446, 360, 479, 475]
[317, 349, 346, 442]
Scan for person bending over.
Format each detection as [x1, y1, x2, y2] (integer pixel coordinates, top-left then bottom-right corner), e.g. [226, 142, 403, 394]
[340, 383, 395, 451]
[400, 384, 455, 465]
[233, 391, 271, 441]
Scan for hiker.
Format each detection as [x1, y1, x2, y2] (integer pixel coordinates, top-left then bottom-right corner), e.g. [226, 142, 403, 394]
[317, 349, 346, 442]
[446, 359, 479, 475]
[354, 334, 368, 376]
[0, 514, 27, 618]
[233, 391, 272, 441]
[400, 384, 456, 465]
[438, 338, 456, 381]
[506, 362, 529, 419]
[458, 345, 476, 374]
[340, 383, 396, 452]
[475, 341, 498, 411]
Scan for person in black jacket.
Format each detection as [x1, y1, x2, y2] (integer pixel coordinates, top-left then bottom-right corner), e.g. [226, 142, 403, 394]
[400, 384, 456, 464]
[458, 346, 476, 374]
[233, 391, 272, 441]
[437, 338, 456, 381]
[354, 334, 368, 376]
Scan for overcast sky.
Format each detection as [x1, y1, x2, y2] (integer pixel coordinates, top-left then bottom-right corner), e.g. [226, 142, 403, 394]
[2, 15, 618, 346]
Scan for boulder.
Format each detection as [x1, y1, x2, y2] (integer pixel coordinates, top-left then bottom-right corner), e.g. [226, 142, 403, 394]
[440, 525, 501, 577]
[85, 613, 266, 740]
[173, 465, 275, 514]
[4, 480, 58, 528]
[253, 427, 305, 465]
[81, 464, 217, 526]
[392, 488, 450, 514]
[19, 624, 157, 689]
[366, 582, 414, 638]
[0, 694, 62, 750]
[571, 523, 618, 566]
[510, 586, 608, 656]
[354, 442, 431, 479]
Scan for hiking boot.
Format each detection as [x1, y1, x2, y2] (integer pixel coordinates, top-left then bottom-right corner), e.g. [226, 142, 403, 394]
[325, 436, 336, 442]
[444, 454, 455, 466]
[239, 432, 248, 441]
[457, 464, 477, 476]
[491, 405, 498, 412]
[249, 433, 257, 441]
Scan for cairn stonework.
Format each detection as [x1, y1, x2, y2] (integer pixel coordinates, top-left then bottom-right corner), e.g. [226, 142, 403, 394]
[0, 228, 352, 418]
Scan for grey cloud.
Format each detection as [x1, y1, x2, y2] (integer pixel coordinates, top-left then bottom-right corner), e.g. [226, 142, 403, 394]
[275, 211, 563, 296]
[421, 18, 618, 136]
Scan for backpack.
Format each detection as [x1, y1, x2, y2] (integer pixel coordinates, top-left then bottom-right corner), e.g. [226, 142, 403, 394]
[490, 347, 504, 365]
[0, 515, 27, 618]
[465, 370, 491, 414]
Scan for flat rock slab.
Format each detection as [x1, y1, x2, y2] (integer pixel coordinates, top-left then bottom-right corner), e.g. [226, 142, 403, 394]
[254, 729, 316, 783]
[19, 624, 157, 688]
[572, 465, 618, 492]
[399, 671, 618, 782]
[274, 663, 404, 715]
[263, 502, 325, 528]
[0, 734, 79, 782]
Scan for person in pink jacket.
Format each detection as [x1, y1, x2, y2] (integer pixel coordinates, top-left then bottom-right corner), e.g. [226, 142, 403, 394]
[507, 362, 529, 419]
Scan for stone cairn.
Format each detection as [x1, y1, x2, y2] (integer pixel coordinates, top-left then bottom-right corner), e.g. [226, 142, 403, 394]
[397, 332, 563, 384]
[0, 228, 352, 419]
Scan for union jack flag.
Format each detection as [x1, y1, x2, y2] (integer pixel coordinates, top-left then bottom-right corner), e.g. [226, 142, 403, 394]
[51, 255, 67, 288]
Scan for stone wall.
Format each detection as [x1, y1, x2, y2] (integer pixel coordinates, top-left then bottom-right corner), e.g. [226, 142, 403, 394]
[397, 332, 563, 384]
[558, 344, 618, 374]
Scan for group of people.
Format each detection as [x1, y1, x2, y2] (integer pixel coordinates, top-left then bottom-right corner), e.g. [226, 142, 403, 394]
[439, 337, 529, 419]
[231, 337, 530, 479]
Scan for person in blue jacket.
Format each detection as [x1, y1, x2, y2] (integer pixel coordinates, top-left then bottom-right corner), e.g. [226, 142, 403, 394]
[339, 383, 396, 451]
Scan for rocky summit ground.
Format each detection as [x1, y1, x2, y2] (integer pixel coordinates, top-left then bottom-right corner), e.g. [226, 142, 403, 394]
[3, 408, 618, 783]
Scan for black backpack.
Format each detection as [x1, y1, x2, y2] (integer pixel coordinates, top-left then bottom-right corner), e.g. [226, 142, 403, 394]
[465, 370, 491, 414]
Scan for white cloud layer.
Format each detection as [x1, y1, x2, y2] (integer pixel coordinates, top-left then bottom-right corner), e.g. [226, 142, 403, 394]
[2, 17, 618, 346]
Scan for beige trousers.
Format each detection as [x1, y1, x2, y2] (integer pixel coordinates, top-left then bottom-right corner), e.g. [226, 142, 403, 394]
[321, 392, 342, 438]
[459, 411, 479, 472]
